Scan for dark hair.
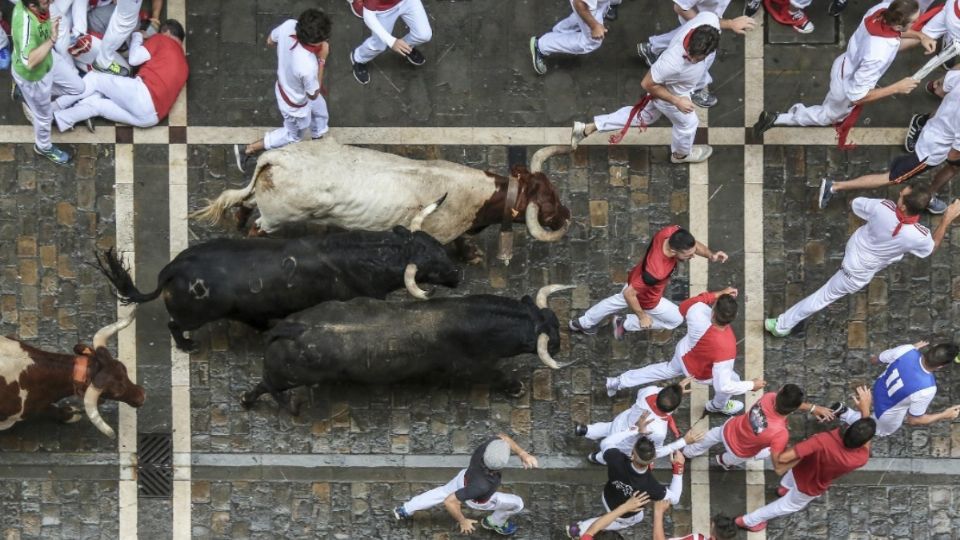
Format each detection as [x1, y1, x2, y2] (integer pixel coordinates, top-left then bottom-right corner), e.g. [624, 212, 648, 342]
[656, 384, 684, 414]
[882, 0, 919, 27]
[632, 437, 656, 464]
[714, 294, 738, 326]
[902, 185, 931, 216]
[842, 418, 876, 448]
[775, 384, 804, 415]
[22, 0, 42, 8]
[668, 228, 696, 252]
[687, 25, 720, 57]
[926, 343, 959, 368]
[296, 8, 332, 44]
[713, 514, 738, 540]
[160, 19, 185, 41]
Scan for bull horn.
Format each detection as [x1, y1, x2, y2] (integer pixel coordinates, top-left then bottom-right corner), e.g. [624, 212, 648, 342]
[409, 193, 448, 232]
[83, 385, 116, 439]
[537, 333, 579, 370]
[525, 203, 570, 242]
[404, 264, 431, 300]
[92, 310, 136, 349]
[530, 145, 572, 173]
[535, 284, 576, 309]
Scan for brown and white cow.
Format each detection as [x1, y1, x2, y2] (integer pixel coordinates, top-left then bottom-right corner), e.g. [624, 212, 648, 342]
[190, 138, 572, 257]
[0, 312, 144, 438]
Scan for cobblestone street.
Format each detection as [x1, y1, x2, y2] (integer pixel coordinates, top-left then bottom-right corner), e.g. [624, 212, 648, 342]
[1, 0, 960, 538]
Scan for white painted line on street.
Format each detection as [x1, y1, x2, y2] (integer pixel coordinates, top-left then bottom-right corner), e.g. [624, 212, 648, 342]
[114, 143, 138, 540]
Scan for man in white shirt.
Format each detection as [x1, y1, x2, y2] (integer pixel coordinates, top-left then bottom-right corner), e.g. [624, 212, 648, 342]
[753, 0, 920, 141]
[530, 0, 609, 75]
[575, 381, 704, 463]
[765, 186, 960, 337]
[636, 0, 755, 108]
[819, 69, 960, 214]
[832, 341, 960, 437]
[234, 9, 330, 172]
[568, 12, 720, 163]
[348, 0, 431, 85]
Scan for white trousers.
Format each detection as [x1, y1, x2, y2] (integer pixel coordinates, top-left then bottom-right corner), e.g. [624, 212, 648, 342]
[50, 0, 75, 56]
[741, 470, 818, 527]
[352, 0, 432, 64]
[264, 85, 330, 150]
[537, 1, 608, 56]
[681, 425, 771, 466]
[840, 408, 903, 438]
[647, 28, 715, 90]
[97, 0, 141, 68]
[774, 266, 872, 334]
[585, 407, 642, 463]
[775, 55, 853, 127]
[401, 469, 524, 527]
[594, 101, 699, 156]
[577, 286, 683, 332]
[613, 355, 736, 411]
[576, 494, 645, 532]
[53, 71, 157, 130]
[12, 52, 84, 150]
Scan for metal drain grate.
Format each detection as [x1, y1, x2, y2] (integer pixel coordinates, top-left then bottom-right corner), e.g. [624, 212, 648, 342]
[138, 433, 173, 498]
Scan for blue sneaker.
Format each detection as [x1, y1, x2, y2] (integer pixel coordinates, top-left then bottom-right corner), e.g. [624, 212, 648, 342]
[34, 144, 72, 165]
[0, 46, 10, 70]
[392, 506, 411, 520]
[818, 178, 834, 209]
[481, 517, 518, 535]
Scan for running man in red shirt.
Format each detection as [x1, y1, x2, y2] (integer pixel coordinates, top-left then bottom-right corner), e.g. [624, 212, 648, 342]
[569, 225, 728, 339]
[735, 386, 876, 532]
[681, 384, 835, 468]
[606, 288, 764, 415]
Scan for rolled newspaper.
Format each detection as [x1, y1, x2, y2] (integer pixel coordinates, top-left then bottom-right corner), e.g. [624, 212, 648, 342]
[912, 40, 960, 81]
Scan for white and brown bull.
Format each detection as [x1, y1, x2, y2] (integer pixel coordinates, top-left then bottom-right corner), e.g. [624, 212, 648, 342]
[0, 312, 143, 438]
[190, 138, 572, 261]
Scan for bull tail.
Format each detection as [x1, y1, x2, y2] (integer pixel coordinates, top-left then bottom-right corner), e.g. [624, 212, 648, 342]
[94, 248, 163, 305]
[189, 164, 265, 227]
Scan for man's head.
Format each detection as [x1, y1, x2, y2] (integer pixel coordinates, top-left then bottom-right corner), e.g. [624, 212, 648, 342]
[924, 342, 960, 370]
[631, 437, 656, 467]
[482, 439, 510, 470]
[667, 228, 697, 260]
[22, 0, 51, 14]
[711, 514, 738, 540]
[775, 383, 804, 416]
[686, 25, 720, 62]
[160, 20, 185, 42]
[296, 8, 332, 46]
[898, 185, 931, 216]
[712, 294, 738, 326]
[842, 418, 876, 449]
[882, 0, 920, 30]
[656, 383, 684, 414]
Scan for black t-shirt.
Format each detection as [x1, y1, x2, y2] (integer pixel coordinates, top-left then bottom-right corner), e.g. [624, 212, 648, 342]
[455, 438, 503, 504]
[602, 449, 667, 517]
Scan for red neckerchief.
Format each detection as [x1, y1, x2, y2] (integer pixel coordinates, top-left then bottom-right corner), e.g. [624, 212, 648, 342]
[864, 10, 902, 38]
[682, 28, 696, 61]
[645, 394, 681, 438]
[911, 3, 943, 30]
[290, 35, 325, 55]
[954, 0, 960, 19]
[892, 206, 920, 236]
[29, 6, 50, 23]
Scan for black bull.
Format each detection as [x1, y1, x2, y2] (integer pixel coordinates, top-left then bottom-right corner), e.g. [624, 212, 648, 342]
[95, 227, 462, 351]
[241, 285, 575, 413]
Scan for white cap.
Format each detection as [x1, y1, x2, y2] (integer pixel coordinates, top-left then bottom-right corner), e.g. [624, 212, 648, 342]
[482, 439, 510, 470]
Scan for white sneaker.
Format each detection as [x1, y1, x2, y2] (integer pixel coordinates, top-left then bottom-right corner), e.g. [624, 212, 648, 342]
[571, 121, 587, 150]
[671, 145, 713, 164]
[605, 377, 619, 398]
[706, 400, 744, 416]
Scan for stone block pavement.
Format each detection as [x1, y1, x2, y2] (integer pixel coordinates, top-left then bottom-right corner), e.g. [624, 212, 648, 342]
[2, 0, 960, 538]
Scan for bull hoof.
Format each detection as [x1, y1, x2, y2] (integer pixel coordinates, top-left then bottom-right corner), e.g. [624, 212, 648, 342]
[503, 380, 526, 399]
[240, 392, 257, 410]
[175, 339, 199, 353]
[288, 400, 301, 416]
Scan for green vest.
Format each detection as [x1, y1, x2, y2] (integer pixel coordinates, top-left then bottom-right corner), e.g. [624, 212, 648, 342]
[11, 3, 53, 82]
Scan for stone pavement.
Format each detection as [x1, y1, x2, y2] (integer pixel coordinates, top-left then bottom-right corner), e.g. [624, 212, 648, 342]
[2, 0, 960, 539]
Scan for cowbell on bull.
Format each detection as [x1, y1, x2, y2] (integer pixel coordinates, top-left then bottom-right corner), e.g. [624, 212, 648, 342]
[241, 284, 576, 414]
[0, 311, 144, 438]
